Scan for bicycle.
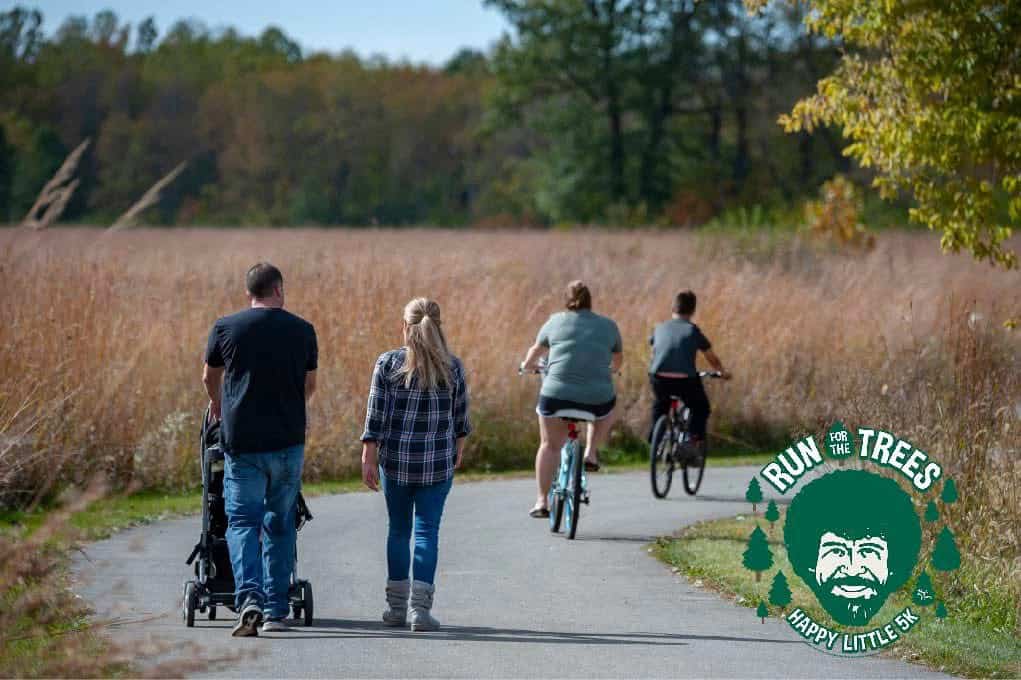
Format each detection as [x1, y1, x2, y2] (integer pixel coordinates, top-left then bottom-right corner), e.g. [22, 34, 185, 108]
[520, 365, 593, 540]
[649, 370, 723, 498]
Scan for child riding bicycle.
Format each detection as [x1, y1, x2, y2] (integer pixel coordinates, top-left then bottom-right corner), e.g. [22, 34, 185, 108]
[648, 290, 730, 445]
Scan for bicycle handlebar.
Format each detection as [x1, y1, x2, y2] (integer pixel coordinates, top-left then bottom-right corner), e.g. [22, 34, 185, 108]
[519, 363, 622, 377]
[520, 364, 719, 379]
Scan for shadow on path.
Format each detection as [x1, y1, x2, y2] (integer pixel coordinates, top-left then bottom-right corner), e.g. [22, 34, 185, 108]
[267, 619, 802, 646]
[571, 534, 658, 544]
[689, 495, 789, 505]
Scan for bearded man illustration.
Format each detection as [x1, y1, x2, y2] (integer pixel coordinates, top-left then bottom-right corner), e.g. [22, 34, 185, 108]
[784, 469, 921, 626]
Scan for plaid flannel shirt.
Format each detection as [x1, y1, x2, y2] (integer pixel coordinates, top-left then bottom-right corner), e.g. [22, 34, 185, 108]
[360, 348, 471, 485]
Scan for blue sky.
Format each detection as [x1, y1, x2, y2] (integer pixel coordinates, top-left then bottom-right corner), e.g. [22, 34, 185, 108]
[24, 0, 511, 64]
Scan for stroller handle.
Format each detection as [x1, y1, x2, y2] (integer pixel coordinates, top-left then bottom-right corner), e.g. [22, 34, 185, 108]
[200, 404, 313, 532]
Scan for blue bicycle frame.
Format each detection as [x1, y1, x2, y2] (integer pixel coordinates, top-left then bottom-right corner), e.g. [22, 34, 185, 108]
[547, 420, 588, 539]
[519, 360, 593, 539]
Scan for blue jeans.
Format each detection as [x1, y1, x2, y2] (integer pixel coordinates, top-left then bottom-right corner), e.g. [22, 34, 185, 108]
[380, 471, 452, 585]
[224, 445, 304, 618]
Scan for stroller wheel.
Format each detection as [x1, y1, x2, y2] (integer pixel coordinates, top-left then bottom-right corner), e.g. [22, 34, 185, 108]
[208, 606, 217, 621]
[182, 582, 197, 628]
[301, 582, 314, 626]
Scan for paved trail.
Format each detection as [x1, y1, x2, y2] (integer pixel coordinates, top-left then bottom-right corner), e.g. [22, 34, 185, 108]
[74, 467, 947, 678]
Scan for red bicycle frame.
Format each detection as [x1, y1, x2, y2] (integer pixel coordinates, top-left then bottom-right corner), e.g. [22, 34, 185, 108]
[670, 399, 682, 416]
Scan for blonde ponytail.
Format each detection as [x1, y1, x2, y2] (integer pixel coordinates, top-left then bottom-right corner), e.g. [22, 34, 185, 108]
[399, 298, 452, 390]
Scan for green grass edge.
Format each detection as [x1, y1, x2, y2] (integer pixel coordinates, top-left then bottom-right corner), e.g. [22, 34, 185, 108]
[651, 513, 1021, 679]
[2, 451, 774, 541]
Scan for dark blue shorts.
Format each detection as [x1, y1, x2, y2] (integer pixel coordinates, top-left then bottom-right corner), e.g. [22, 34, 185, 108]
[536, 395, 616, 420]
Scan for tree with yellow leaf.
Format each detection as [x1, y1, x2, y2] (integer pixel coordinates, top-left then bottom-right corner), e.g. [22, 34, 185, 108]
[746, 0, 1020, 268]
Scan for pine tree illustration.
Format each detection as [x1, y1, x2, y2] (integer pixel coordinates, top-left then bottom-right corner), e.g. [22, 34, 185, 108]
[743, 525, 773, 582]
[935, 601, 948, 622]
[764, 500, 780, 534]
[941, 478, 958, 504]
[768, 570, 792, 613]
[757, 600, 769, 623]
[912, 571, 935, 606]
[932, 526, 961, 572]
[745, 477, 763, 515]
[924, 500, 939, 523]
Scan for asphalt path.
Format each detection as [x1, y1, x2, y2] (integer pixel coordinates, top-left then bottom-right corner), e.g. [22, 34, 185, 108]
[73, 467, 948, 678]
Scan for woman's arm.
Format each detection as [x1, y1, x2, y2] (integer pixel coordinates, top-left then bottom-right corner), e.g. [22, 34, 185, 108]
[360, 356, 388, 491]
[611, 351, 623, 373]
[453, 361, 471, 469]
[361, 357, 388, 441]
[521, 343, 549, 371]
[452, 363, 472, 437]
[610, 321, 624, 375]
[361, 441, 380, 491]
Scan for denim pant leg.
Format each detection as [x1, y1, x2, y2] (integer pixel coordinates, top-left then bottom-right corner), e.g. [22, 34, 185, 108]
[411, 477, 453, 585]
[261, 445, 304, 619]
[381, 470, 414, 582]
[224, 453, 268, 611]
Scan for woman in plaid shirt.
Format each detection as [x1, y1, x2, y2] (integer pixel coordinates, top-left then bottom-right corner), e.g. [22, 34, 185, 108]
[360, 298, 471, 632]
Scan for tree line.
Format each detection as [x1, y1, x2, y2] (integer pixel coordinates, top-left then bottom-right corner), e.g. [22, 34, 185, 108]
[0, 3, 849, 227]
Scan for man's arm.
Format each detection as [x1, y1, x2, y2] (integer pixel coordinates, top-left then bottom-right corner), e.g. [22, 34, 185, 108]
[703, 349, 731, 379]
[203, 363, 225, 419]
[305, 325, 318, 399]
[203, 322, 226, 419]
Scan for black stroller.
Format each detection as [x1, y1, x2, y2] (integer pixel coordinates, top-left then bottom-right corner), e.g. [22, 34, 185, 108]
[183, 407, 314, 626]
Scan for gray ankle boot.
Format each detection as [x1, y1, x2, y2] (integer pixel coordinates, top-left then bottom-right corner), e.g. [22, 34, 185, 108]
[382, 579, 410, 627]
[409, 580, 440, 631]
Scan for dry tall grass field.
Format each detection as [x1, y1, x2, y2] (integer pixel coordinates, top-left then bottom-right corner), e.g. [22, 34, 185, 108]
[1, 227, 1019, 613]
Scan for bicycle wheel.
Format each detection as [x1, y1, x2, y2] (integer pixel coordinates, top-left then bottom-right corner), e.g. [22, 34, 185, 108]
[565, 443, 584, 540]
[649, 416, 674, 498]
[548, 478, 563, 533]
[682, 432, 707, 496]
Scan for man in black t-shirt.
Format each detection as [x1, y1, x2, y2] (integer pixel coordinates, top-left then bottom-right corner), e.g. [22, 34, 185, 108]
[202, 262, 318, 637]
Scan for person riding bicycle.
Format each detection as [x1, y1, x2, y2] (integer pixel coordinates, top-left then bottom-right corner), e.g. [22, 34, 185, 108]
[648, 290, 730, 446]
[521, 281, 622, 519]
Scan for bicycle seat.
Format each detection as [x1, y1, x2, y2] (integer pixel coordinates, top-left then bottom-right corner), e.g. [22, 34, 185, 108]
[551, 409, 597, 422]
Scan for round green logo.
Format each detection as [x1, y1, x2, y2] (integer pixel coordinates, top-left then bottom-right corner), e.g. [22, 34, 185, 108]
[742, 422, 961, 656]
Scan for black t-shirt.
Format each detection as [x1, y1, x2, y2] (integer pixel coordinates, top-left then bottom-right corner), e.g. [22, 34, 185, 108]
[205, 307, 318, 454]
